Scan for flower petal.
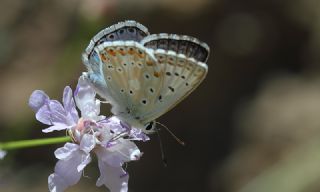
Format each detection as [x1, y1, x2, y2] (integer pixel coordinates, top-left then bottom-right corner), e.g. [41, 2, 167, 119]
[29, 90, 49, 112]
[63, 86, 79, 123]
[48, 100, 70, 125]
[48, 173, 70, 192]
[103, 116, 126, 134]
[74, 76, 100, 120]
[0, 150, 6, 159]
[42, 124, 72, 133]
[36, 99, 71, 126]
[113, 139, 142, 162]
[79, 134, 96, 154]
[77, 153, 91, 172]
[129, 128, 150, 141]
[99, 139, 142, 167]
[35, 104, 52, 125]
[49, 146, 90, 192]
[54, 143, 79, 160]
[95, 148, 129, 192]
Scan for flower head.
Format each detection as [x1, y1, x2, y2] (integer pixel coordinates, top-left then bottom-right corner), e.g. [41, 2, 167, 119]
[29, 75, 149, 192]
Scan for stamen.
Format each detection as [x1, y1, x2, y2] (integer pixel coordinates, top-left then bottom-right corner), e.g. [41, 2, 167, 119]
[82, 169, 90, 179]
[120, 121, 131, 131]
[67, 129, 77, 143]
[97, 117, 111, 123]
[107, 130, 130, 144]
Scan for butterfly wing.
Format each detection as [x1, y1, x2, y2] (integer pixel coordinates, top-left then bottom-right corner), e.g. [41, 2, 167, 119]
[136, 50, 208, 125]
[82, 20, 152, 117]
[88, 41, 161, 129]
[136, 34, 209, 124]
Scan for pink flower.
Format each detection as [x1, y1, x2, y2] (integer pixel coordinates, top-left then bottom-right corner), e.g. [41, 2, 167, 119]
[29, 75, 148, 192]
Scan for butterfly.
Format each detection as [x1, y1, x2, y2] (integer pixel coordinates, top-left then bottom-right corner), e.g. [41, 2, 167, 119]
[82, 20, 209, 134]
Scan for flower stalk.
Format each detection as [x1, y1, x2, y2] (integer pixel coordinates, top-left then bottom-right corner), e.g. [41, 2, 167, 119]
[0, 136, 71, 150]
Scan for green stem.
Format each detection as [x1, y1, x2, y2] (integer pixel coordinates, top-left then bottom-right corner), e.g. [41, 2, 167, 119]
[0, 136, 71, 150]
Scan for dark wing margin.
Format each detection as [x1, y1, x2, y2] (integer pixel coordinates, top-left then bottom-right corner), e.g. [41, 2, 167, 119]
[140, 33, 210, 63]
[82, 20, 150, 73]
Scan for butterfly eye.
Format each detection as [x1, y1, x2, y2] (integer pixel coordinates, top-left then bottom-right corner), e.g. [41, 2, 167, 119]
[144, 121, 156, 131]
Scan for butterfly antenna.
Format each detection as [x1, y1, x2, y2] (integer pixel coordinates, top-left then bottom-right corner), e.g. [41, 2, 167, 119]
[156, 122, 186, 146]
[155, 128, 168, 167]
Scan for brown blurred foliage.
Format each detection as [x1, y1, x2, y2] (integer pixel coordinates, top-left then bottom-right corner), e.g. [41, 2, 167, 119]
[1, 0, 320, 192]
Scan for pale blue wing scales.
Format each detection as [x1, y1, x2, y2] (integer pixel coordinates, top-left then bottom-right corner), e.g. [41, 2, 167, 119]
[94, 41, 160, 128]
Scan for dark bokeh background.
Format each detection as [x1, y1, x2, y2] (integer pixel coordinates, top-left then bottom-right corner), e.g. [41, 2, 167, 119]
[1, 0, 320, 192]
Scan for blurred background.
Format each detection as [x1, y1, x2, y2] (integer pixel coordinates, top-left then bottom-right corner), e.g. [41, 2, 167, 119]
[1, 0, 320, 191]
